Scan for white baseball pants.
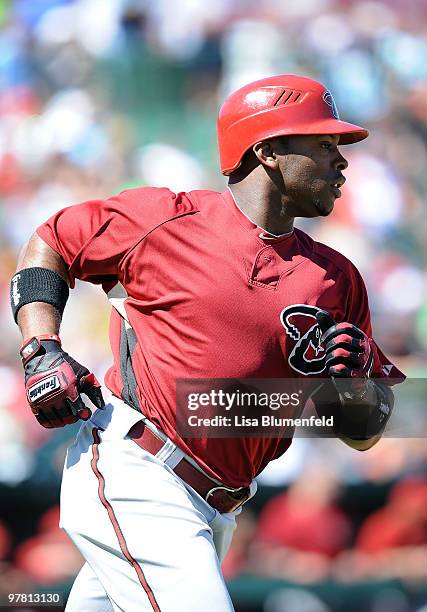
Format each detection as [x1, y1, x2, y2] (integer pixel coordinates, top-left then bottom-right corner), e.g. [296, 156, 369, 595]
[60, 396, 255, 611]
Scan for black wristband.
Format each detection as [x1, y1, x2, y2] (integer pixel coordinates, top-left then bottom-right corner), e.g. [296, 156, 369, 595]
[10, 267, 69, 322]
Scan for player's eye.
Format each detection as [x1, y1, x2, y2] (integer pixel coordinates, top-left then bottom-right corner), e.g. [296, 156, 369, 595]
[320, 141, 332, 150]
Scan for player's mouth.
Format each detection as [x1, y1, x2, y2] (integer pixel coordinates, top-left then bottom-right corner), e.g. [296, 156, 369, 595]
[329, 176, 346, 198]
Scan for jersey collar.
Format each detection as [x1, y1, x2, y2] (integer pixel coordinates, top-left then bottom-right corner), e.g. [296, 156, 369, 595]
[222, 188, 295, 244]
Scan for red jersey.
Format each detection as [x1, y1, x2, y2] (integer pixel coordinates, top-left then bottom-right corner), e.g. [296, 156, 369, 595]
[37, 187, 403, 486]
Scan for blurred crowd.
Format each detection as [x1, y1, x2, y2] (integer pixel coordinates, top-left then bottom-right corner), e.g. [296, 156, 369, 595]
[1, 0, 427, 610]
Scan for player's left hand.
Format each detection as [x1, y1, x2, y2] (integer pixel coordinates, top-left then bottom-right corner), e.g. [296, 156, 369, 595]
[316, 310, 374, 379]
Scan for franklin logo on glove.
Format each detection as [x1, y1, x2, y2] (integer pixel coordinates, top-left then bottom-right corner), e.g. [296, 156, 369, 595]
[28, 375, 60, 400]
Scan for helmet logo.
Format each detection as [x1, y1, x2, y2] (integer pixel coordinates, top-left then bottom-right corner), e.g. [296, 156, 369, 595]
[323, 91, 339, 119]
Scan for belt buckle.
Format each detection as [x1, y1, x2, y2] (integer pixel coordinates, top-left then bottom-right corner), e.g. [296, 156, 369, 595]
[205, 485, 250, 512]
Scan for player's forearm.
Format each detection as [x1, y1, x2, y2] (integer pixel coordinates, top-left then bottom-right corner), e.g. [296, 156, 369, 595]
[339, 433, 381, 451]
[17, 302, 61, 342]
[15, 233, 70, 342]
[334, 381, 394, 450]
[313, 380, 394, 450]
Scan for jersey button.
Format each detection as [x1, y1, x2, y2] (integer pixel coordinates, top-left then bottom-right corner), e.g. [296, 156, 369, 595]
[250, 248, 281, 287]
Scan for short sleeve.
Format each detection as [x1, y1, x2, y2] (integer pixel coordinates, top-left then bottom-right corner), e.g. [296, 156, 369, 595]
[36, 187, 185, 287]
[345, 263, 405, 383]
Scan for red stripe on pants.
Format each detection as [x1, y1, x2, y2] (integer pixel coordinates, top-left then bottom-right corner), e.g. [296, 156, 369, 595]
[90, 427, 161, 612]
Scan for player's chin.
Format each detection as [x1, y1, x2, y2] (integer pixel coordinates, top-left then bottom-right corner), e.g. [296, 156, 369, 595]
[314, 196, 335, 217]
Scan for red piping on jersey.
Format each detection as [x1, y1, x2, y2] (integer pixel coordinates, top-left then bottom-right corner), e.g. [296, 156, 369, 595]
[90, 427, 161, 612]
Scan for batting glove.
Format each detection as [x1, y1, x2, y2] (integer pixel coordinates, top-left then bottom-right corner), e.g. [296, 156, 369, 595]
[316, 310, 374, 378]
[315, 310, 376, 402]
[20, 335, 105, 429]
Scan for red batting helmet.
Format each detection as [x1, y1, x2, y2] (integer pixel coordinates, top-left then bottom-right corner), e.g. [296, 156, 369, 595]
[217, 74, 369, 176]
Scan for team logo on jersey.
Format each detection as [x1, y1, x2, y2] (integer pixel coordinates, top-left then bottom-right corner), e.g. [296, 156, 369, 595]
[323, 91, 339, 119]
[280, 304, 326, 375]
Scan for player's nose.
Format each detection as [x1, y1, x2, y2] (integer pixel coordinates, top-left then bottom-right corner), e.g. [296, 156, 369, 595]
[335, 150, 348, 171]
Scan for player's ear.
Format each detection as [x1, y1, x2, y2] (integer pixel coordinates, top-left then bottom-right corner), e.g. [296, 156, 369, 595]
[252, 140, 279, 170]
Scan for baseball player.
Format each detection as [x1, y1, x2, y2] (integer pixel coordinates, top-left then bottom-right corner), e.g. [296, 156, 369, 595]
[11, 75, 404, 611]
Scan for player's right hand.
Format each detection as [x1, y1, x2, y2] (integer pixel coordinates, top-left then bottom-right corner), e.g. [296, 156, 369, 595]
[20, 335, 105, 429]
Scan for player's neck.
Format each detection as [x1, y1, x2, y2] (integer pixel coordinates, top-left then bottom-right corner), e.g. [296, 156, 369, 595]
[228, 175, 294, 235]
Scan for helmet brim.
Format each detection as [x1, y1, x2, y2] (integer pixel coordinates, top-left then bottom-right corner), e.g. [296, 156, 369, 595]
[286, 118, 369, 144]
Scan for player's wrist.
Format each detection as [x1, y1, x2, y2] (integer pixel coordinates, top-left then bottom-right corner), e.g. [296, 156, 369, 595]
[336, 381, 393, 440]
[333, 377, 375, 403]
[20, 334, 62, 366]
[10, 267, 69, 323]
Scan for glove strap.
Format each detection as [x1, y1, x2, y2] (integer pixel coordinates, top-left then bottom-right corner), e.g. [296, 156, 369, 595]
[20, 334, 62, 366]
